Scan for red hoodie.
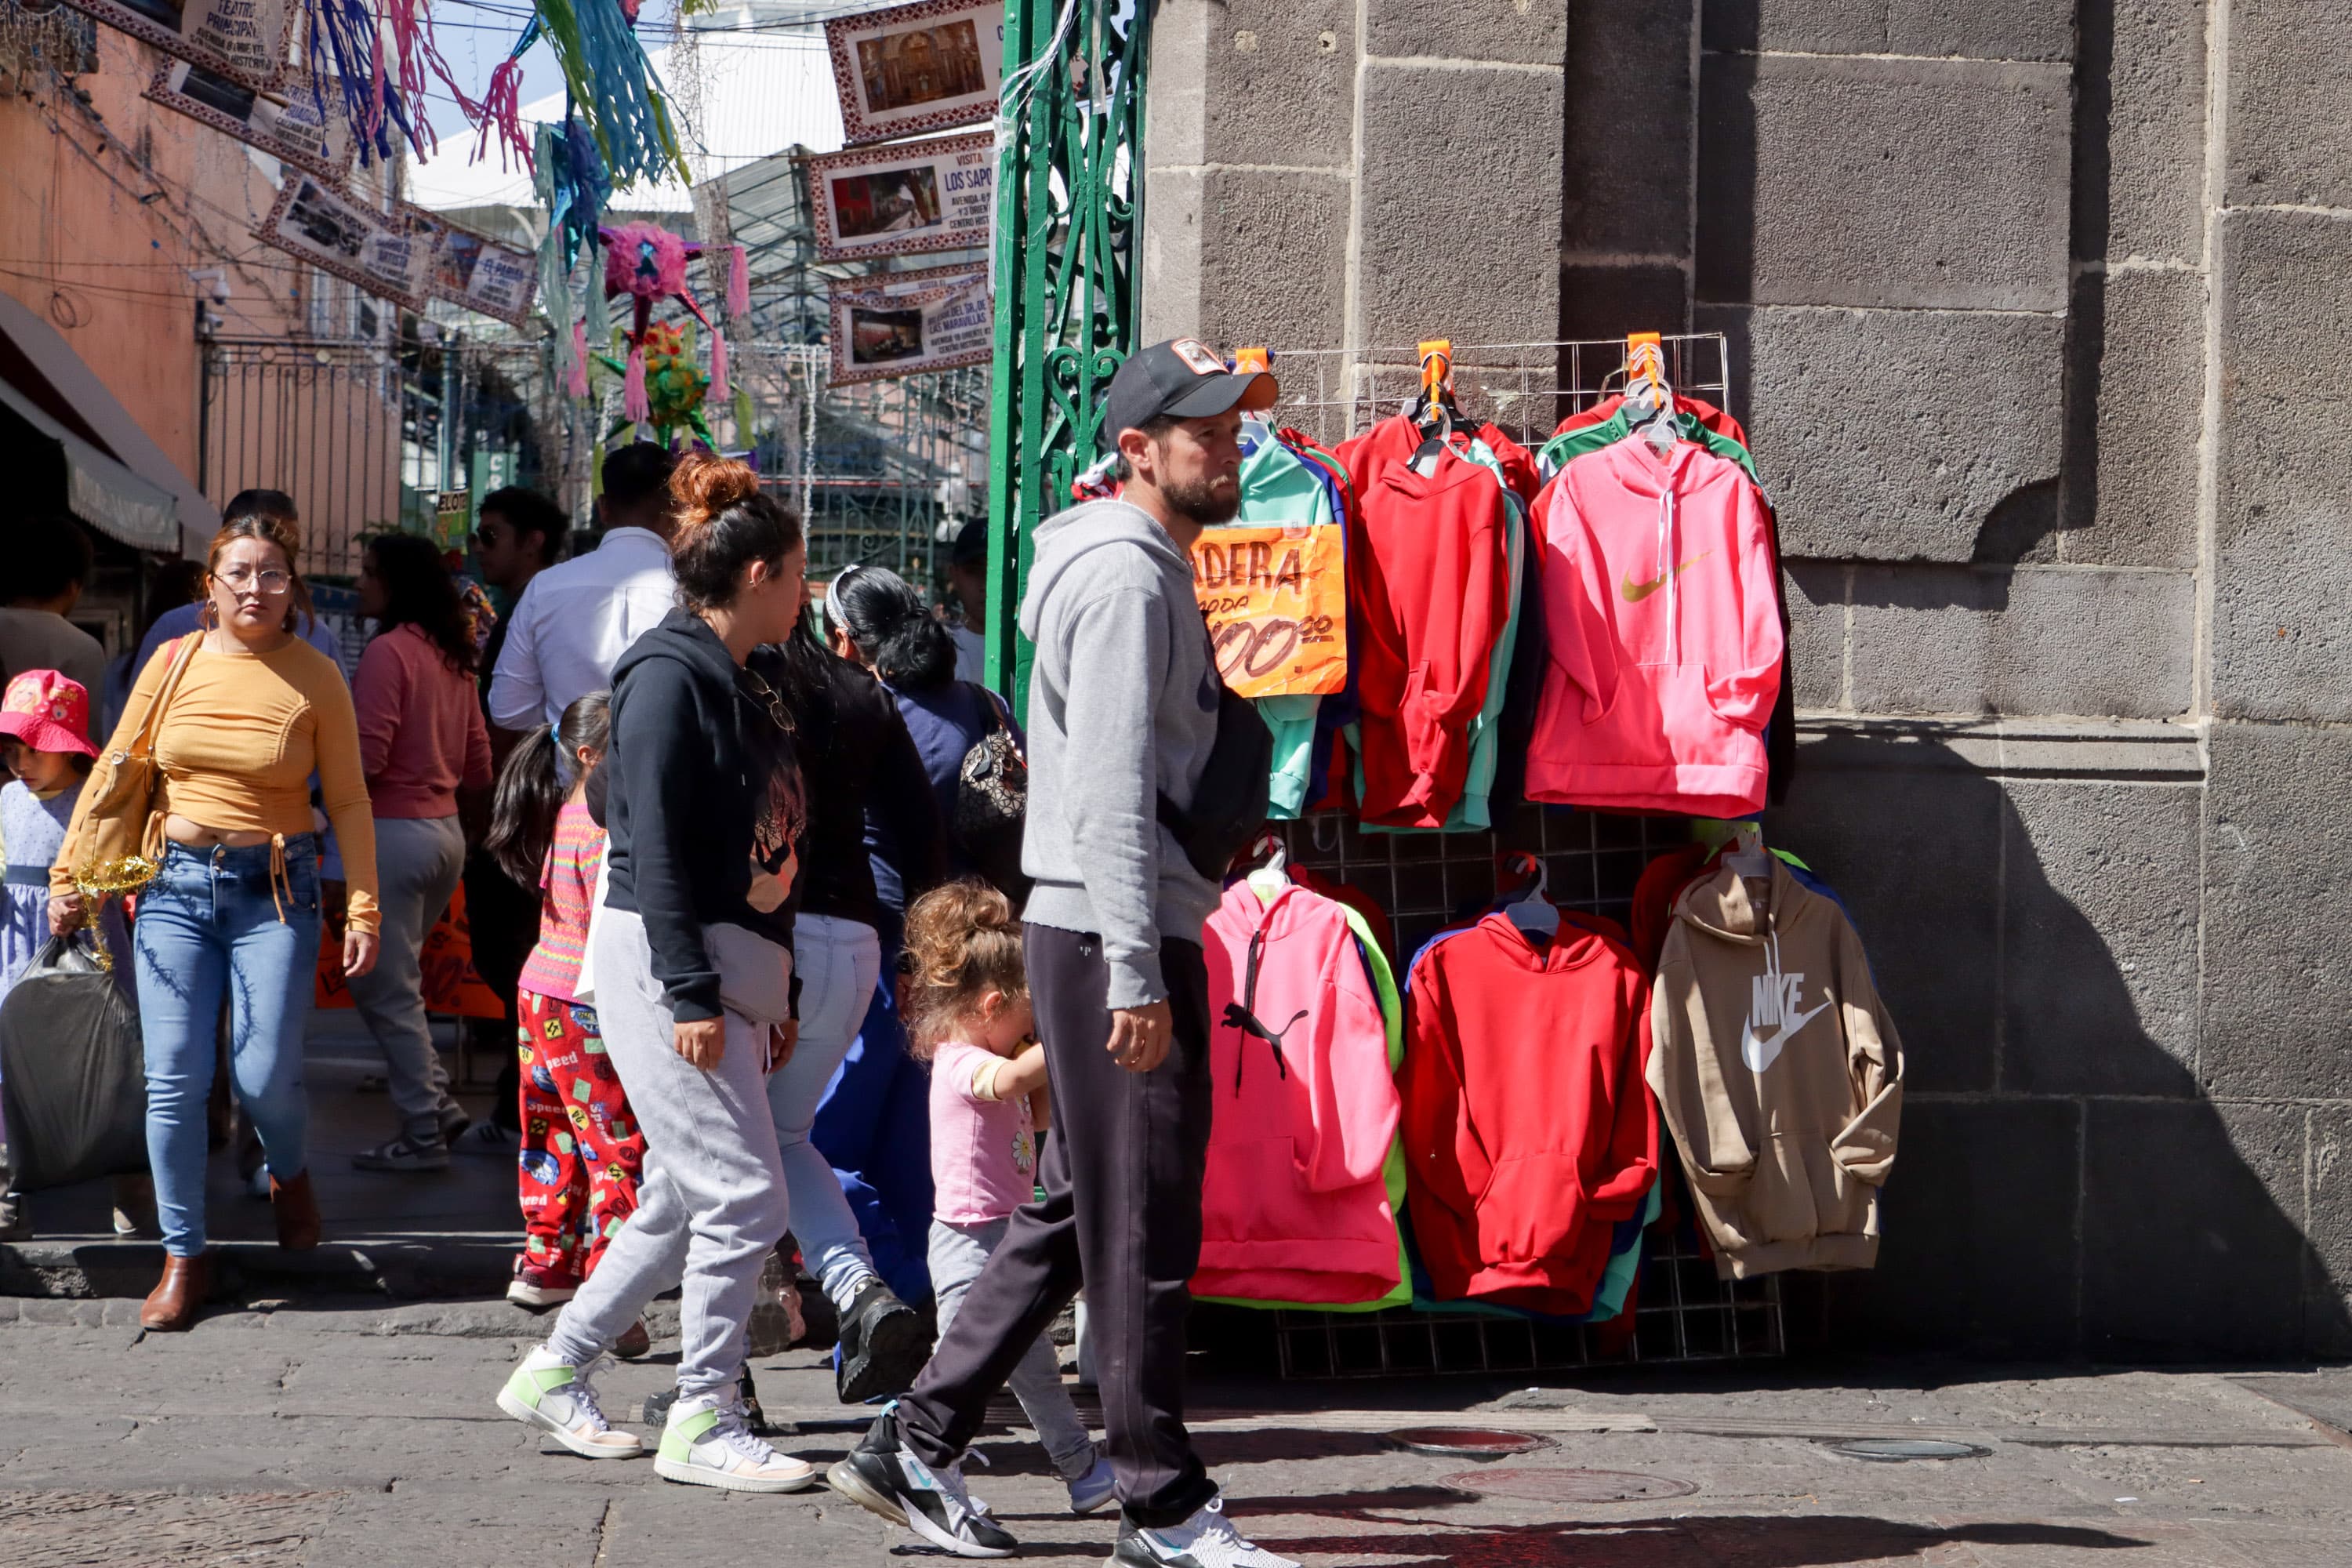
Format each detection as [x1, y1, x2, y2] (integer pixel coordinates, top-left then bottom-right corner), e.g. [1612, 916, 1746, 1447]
[1336, 415, 1513, 828]
[1526, 437, 1784, 817]
[1400, 913, 1657, 1313]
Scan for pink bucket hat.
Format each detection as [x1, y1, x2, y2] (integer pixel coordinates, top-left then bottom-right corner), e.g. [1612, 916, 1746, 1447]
[0, 670, 100, 759]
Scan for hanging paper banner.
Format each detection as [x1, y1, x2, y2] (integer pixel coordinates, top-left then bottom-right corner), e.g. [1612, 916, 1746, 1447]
[826, 0, 1004, 145]
[808, 132, 994, 263]
[253, 176, 432, 314]
[60, 0, 292, 91]
[143, 61, 357, 184]
[402, 205, 539, 328]
[827, 262, 991, 385]
[1190, 524, 1349, 699]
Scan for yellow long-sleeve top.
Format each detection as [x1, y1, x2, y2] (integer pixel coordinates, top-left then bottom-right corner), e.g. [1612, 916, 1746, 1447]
[53, 633, 380, 933]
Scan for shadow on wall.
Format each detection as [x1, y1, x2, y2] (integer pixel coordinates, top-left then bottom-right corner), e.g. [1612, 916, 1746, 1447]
[1764, 733, 2351, 1362]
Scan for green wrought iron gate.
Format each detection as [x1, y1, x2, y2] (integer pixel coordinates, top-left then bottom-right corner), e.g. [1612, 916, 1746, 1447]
[982, 0, 1153, 698]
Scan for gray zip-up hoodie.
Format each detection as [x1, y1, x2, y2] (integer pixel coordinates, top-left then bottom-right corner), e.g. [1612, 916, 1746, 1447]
[1017, 498, 1220, 1008]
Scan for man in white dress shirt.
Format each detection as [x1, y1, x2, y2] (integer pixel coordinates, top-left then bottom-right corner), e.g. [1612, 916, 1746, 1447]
[488, 444, 681, 740]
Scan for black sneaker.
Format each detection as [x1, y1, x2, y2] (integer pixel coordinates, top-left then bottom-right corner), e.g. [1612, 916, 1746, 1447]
[646, 1362, 764, 1430]
[826, 1403, 1016, 1559]
[834, 1279, 930, 1404]
[1111, 1494, 1297, 1567]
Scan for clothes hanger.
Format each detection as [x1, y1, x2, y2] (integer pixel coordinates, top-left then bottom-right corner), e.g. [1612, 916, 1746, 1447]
[1719, 821, 1773, 879]
[1624, 333, 1679, 455]
[1499, 850, 1561, 938]
[1243, 829, 1290, 905]
[1408, 339, 1468, 474]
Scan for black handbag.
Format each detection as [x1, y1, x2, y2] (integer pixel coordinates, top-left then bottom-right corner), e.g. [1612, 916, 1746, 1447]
[0, 934, 147, 1193]
[953, 684, 1030, 902]
[1156, 678, 1273, 880]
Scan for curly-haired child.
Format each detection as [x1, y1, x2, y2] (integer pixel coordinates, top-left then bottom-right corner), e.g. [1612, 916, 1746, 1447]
[901, 878, 1112, 1514]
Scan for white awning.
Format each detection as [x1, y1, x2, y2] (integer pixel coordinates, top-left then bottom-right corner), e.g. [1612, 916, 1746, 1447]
[0, 376, 180, 552]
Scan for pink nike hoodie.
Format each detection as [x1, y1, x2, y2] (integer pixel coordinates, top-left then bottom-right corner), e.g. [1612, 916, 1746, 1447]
[1196, 880, 1403, 1305]
[1526, 436, 1784, 816]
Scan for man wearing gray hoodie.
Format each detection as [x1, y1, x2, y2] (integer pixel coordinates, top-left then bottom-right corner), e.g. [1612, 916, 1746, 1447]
[832, 342, 1294, 1568]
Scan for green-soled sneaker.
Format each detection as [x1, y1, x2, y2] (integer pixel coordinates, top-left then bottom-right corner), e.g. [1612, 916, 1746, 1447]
[653, 1392, 817, 1493]
[495, 1346, 643, 1460]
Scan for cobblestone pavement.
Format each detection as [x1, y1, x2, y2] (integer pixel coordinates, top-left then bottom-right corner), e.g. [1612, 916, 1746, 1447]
[1, 1301, 2347, 1566]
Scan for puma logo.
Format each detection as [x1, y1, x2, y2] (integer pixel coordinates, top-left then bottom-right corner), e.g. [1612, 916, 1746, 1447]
[1740, 969, 1828, 1073]
[1621, 551, 1712, 603]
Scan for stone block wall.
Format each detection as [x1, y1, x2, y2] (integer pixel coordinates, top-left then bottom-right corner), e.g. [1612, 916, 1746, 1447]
[1144, 0, 2352, 1357]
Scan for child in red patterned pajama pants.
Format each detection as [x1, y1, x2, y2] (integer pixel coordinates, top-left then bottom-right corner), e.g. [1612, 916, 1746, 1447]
[487, 693, 645, 1315]
[516, 992, 644, 1289]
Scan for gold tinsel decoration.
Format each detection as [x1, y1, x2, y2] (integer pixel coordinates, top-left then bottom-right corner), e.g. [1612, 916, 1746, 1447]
[72, 855, 159, 972]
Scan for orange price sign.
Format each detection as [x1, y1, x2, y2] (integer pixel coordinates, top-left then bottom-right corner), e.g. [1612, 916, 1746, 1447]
[1191, 524, 1348, 699]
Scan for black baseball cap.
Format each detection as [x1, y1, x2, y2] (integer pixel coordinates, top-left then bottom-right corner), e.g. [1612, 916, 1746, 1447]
[1098, 339, 1279, 451]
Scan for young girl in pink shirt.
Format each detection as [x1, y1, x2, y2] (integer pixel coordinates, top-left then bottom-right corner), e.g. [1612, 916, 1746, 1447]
[901, 880, 1111, 1514]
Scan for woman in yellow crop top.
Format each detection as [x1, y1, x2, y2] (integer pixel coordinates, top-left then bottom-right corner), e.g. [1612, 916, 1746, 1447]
[49, 498, 382, 1331]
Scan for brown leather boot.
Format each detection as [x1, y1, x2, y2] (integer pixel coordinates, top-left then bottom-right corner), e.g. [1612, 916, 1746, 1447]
[141, 1254, 209, 1332]
[270, 1169, 321, 1252]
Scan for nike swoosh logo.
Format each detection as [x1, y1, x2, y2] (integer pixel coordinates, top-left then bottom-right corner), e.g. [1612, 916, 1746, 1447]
[1620, 551, 1714, 603]
[1740, 1000, 1830, 1073]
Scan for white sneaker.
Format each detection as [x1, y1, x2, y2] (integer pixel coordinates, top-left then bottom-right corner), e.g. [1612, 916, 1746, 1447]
[655, 1392, 817, 1493]
[1112, 1493, 1297, 1568]
[495, 1347, 643, 1460]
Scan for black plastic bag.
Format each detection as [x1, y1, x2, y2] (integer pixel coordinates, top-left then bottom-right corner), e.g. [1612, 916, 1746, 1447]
[0, 934, 147, 1193]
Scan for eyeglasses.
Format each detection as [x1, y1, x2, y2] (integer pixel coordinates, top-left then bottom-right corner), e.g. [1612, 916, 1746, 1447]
[473, 525, 503, 546]
[217, 567, 292, 595]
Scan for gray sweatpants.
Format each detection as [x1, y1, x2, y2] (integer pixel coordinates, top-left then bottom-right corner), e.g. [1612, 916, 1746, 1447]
[546, 906, 790, 1398]
[344, 814, 464, 1133]
[929, 1215, 1096, 1480]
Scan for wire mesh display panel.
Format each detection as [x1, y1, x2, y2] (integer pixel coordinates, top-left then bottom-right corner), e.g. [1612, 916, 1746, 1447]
[1240, 332, 1781, 1377]
[1271, 1221, 1784, 1380]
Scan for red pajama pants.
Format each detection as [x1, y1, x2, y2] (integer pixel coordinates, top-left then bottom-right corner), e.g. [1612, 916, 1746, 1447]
[517, 990, 645, 1281]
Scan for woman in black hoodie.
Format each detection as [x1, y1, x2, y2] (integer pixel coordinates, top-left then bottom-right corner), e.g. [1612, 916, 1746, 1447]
[492, 454, 819, 1494]
[748, 597, 946, 1403]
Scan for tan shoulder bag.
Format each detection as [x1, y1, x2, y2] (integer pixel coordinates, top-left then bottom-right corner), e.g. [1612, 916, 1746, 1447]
[72, 632, 201, 883]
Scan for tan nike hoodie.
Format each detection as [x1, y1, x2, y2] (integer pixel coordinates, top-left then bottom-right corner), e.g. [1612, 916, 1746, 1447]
[1647, 856, 1901, 1278]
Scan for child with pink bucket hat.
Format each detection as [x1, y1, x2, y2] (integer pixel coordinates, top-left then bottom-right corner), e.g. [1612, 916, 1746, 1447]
[0, 670, 137, 1241]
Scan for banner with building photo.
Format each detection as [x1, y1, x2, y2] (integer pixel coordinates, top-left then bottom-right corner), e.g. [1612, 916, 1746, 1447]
[826, 0, 1003, 144]
[828, 263, 991, 385]
[402, 205, 539, 328]
[809, 132, 993, 263]
[253, 176, 432, 314]
[61, 0, 292, 90]
[143, 61, 356, 183]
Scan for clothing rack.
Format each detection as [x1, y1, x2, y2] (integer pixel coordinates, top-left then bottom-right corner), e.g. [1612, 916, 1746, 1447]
[1247, 329, 1782, 1376]
[1251, 332, 1733, 449]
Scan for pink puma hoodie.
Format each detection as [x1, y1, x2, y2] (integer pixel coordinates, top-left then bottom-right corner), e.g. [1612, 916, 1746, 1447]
[1526, 435, 1784, 817]
[1196, 880, 1403, 1305]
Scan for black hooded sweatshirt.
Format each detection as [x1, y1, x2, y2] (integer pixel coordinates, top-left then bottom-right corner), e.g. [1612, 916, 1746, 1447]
[604, 609, 803, 1022]
[748, 633, 944, 935]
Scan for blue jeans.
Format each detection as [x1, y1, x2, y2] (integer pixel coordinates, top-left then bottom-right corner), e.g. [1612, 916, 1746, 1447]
[768, 913, 884, 1308]
[133, 837, 323, 1257]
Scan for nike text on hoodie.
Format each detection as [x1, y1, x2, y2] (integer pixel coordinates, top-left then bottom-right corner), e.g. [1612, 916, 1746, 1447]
[1647, 858, 1903, 1279]
[1526, 437, 1784, 818]
[1017, 499, 1221, 1010]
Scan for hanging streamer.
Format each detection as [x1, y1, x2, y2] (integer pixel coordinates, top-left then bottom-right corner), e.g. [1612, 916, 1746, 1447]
[623, 343, 650, 423]
[709, 328, 728, 401]
[534, 0, 691, 190]
[303, 0, 413, 165]
[476, 20, 539, 171]
[727, 244, 749, 319]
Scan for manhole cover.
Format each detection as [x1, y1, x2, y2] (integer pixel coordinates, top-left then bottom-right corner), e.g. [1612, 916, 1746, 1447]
[1389, 1427, 1552, 1458]
[1444, 1467, 1698, 1503]
[1829, 1438, 1990, 1462]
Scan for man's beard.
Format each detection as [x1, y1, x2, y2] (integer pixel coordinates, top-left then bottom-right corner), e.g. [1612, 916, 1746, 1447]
[1163, 472, 1240, 525]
